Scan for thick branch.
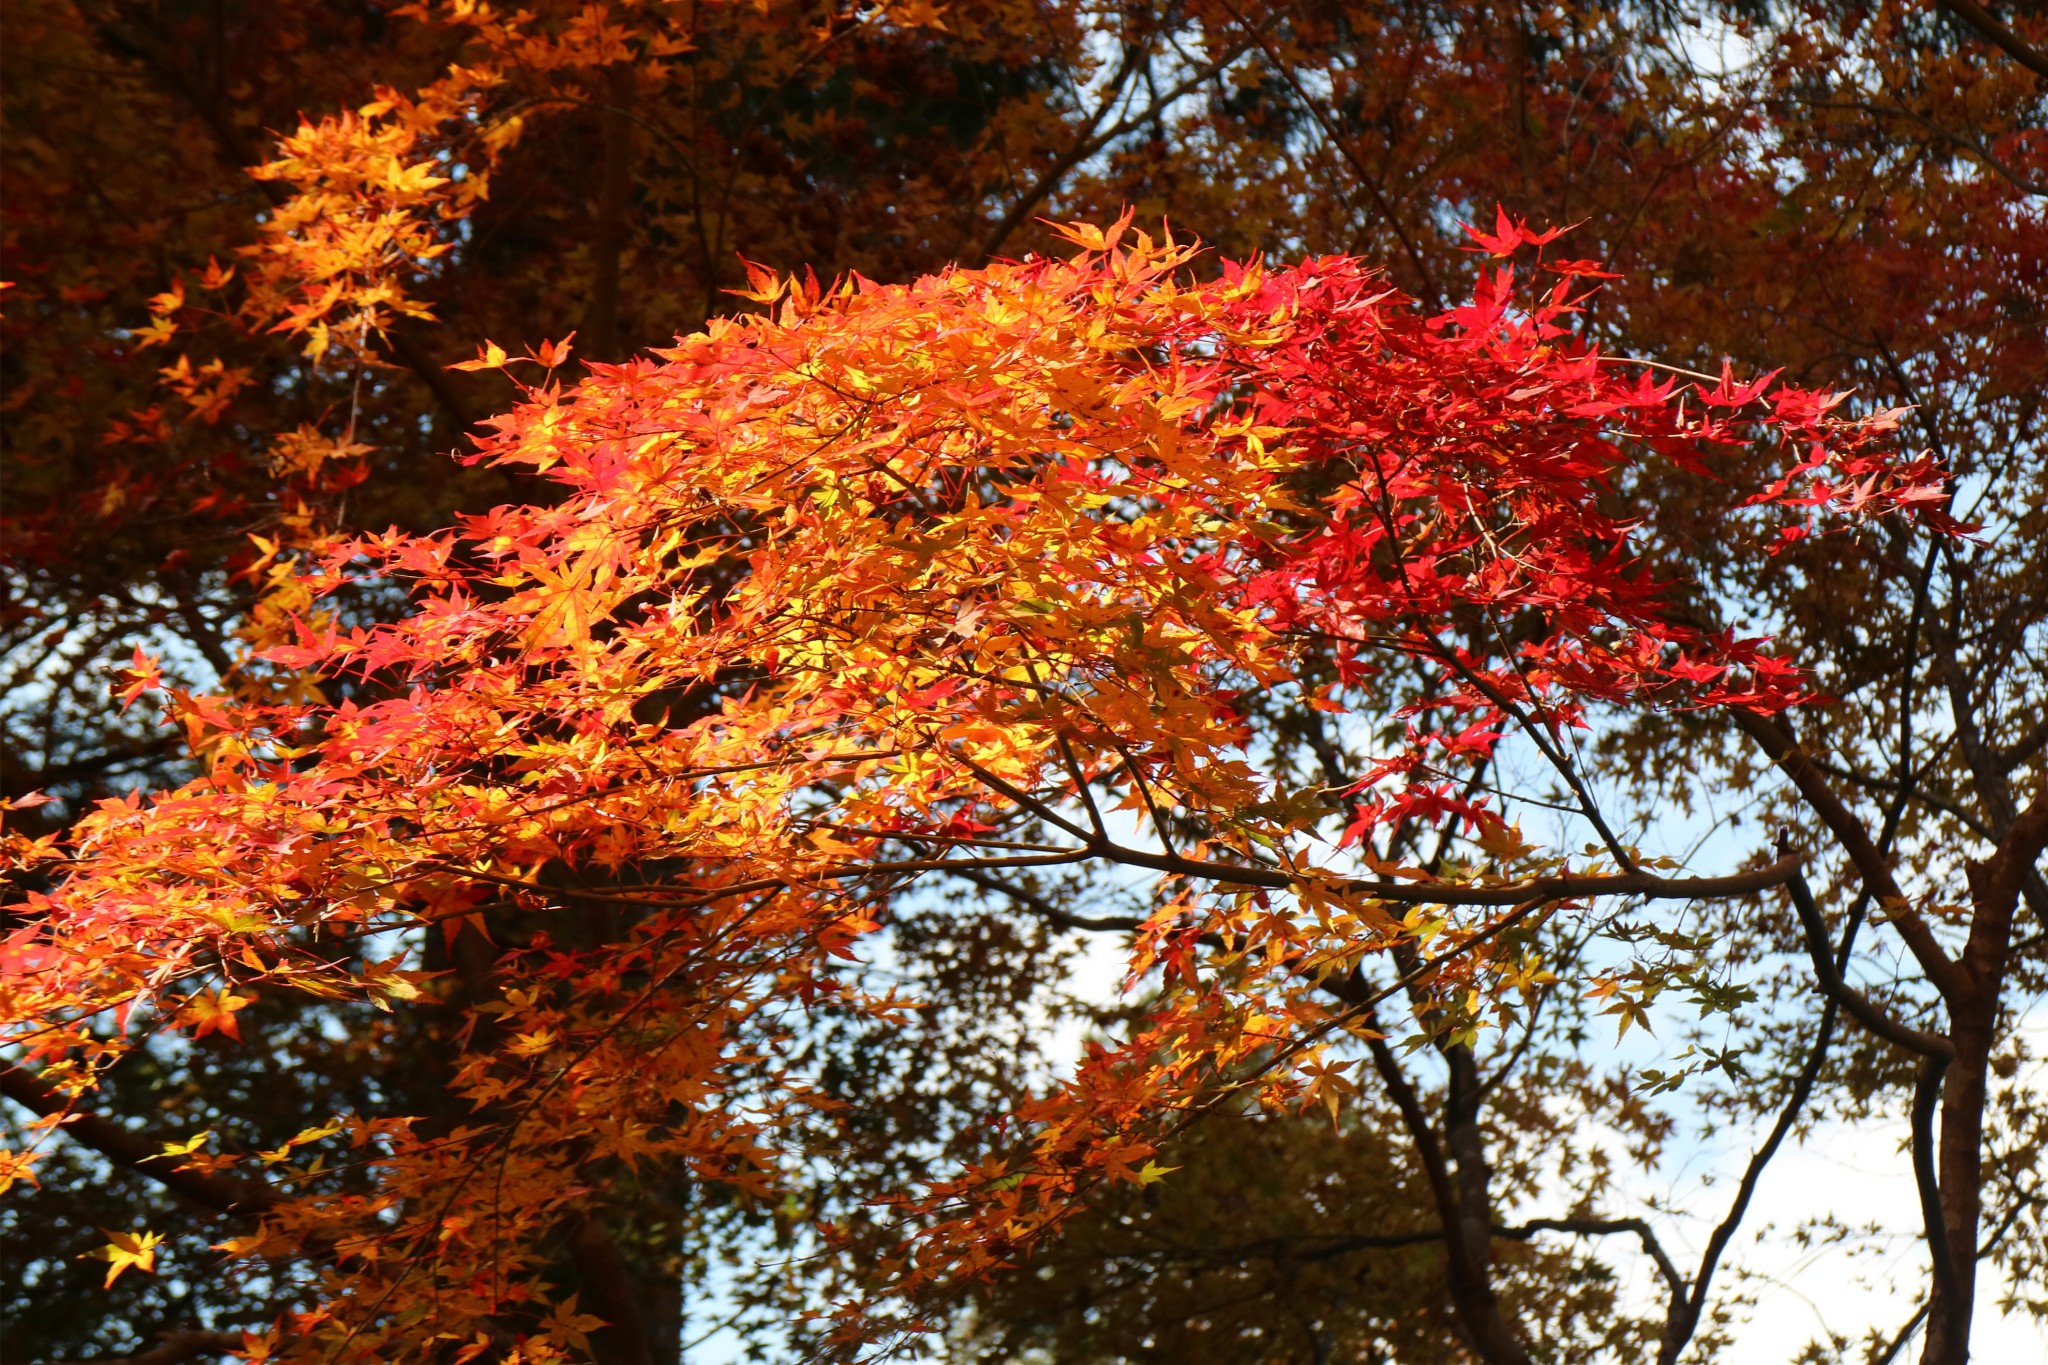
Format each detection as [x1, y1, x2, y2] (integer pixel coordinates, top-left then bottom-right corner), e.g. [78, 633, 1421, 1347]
[1972, 788, 2048, 986]
[1934, 0, 2048, 81]
[0, 1066, 279, 1218]
[1359, 1030, 1458, 1220]
[52, 1328, 245, 1365]
[1104, 839, 1801, 906]
[684, 757, 1808, 907]
[1352, 1000, 1529, 1365]
[1933, 626, 2021, 839]
[1912, 1051, 1963, 1322]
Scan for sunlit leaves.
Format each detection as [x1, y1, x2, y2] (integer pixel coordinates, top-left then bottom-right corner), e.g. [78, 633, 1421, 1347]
[84, 1227, 163, 1288]
[1, 221, 1948, 1358]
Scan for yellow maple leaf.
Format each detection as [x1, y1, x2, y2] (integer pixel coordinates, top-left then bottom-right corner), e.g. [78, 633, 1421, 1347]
[86, 1228, 163, 1287]
[146, 1129, 213, 1164]
[451, 340, 509, 371]
[0, 1145, 44, 1196]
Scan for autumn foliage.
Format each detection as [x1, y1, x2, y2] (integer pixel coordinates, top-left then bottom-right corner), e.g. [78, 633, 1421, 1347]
[0, 208, 1960, 1359]
[5, 1, 2047, 1363]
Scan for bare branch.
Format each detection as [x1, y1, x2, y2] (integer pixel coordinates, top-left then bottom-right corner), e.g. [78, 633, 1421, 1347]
[1212, 0, 1443, 306]
[1497, 1217, 1685, 1303]
[1733, 709, 1962, 994]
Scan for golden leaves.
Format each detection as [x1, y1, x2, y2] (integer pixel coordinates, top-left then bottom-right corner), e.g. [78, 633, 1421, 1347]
[5, 210, 1944, 1361]
[85, 1227, 164, 1288]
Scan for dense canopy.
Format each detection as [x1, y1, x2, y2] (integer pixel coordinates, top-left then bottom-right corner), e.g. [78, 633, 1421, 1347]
[3, 2, 2044, 1364]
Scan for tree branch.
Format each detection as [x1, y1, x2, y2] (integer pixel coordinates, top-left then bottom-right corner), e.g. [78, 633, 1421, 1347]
[1934, 0, 2048, 81]
[1996, 712, 2048, 771]
[1912, 1050, 1963, 1323]
[1874, 1299, 1932, 1365]
[51, 1328, 245, 1365]
[945, 865, 1148, 936]
[1776, 853, 1949, 1063]
[1733, 709, 1962, 994]
[1770, 850, 1962, 1322]
[973, 31, 1265, 263]
[1211, 0, 1442, 306]
[1107, 839, 1801, 907]
[0, 1065, 280, 1218]
[1496, 1217, 1685, 1303]
[1662, 755, 1931, 1361]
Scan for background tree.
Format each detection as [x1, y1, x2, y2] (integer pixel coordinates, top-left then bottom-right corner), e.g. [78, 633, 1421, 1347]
[3, 1, 2044, 1363]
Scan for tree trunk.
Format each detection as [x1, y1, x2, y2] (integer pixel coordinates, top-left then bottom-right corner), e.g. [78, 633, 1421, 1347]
[1923, 828, 2040, 1365]
[583, 64, 636, 362]
[1362, 1020, 1531, 1365]
[1442, 1044, 1533, 1365]
[568, 1211, 660, 1365]
[1923, 997, 1989, 1364]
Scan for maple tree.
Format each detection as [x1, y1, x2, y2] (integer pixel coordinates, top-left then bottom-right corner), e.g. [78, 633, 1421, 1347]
[4, 1, 2046, 1363]
[0, 206, 1995, 1363]
[3, 0, 1147, 825]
